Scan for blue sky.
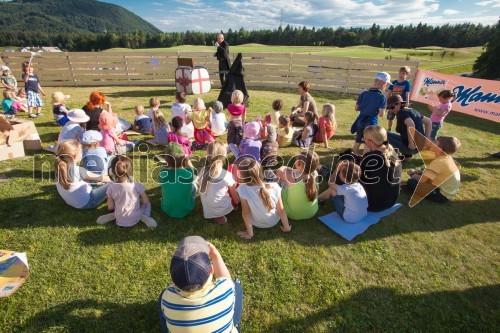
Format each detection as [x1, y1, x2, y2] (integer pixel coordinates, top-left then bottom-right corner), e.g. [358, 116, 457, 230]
[101, 0, 499, 32]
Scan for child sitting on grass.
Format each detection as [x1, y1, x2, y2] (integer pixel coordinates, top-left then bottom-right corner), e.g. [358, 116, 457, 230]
[132, 105, 152, 134]
[293, 111, 318, 148]
[277, 150, 319, 220]
[236, 157, 291, 240]
[171, 92, 194, 138]
[99, 111, 136, 155]
[79, 130, 109, 176]
[228, 120, 262, 162]
[167, 116, 192, 156]
[199, 141, 240, 225]
[51, 91, 70, 126]
[406, 136, 461, 203]
[150, 109, 170, 146]
[265, 99, 283, 127]
[277, 115, 294, 148]
[159, 142, 197, 218]
[211, 100, 227, 136]
[319, 160, 368, 223]
[315, 103, 337, 149]
[185, 97, 214, 149]
[96, 155, 157, 228]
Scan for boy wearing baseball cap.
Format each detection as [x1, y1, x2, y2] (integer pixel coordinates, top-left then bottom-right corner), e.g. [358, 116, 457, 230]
[351, 72, 391, 154]
[159, 236, 243, 333]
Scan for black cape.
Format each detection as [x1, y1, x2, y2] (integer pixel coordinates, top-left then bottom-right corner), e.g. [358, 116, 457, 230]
[217, 53, 249, 108]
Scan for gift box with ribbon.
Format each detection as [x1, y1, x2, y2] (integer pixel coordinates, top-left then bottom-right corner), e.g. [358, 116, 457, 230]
[175, 66, 211, 95]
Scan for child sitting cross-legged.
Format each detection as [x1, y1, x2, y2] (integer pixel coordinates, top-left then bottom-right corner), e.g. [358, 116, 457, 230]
[167, 116, 192, 156]
[159, 142, 198, 218]
[96, 155, 157, 228]
[236, 157, 291, 240]
[150, 109, 170, 145]
[228, 120, 262, 162]
[132, 105, 152, 134]
[319, 160, 368, 223]
[79, 130, 109, 176]
[199, 141, 240, 225]
[211, 100, 227, 137]
[185, 97, 214, 150]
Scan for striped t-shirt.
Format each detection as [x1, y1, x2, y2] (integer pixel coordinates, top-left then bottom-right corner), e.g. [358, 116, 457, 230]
[160, 278, 237, 333]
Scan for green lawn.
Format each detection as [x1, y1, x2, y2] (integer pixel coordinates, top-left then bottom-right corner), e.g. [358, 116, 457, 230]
[108, 44, 483, 74]
[1, 86, 499, 332]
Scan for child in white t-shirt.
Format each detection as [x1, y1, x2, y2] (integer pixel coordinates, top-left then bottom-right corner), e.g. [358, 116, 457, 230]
[171, 91, 194, 138]
[236, 157, 291, 240]
[319, 160, 368, 223]
[211, 100, 227, 136]
[96, 155, 157, 228]
[199, 141, 239, 224]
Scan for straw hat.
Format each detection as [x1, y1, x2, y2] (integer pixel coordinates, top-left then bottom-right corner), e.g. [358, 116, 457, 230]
[51, 92, 70, 105]
[67, 109, 90, 123]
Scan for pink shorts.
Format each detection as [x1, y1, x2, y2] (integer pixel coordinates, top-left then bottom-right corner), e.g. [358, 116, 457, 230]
[194, 127, 215, 144]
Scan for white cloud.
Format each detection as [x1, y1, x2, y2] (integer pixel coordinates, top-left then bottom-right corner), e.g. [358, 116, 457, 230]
[148, 0, 498, 32]
[476, 0, 500, 7]
[151, 2, 163, 6]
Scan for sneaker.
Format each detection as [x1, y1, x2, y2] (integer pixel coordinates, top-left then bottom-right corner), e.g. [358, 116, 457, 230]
[140, 215, 157, 228]
[29, 113, 38, 118]
[214, 216, 228, 225]
[97, 213, 115, 225]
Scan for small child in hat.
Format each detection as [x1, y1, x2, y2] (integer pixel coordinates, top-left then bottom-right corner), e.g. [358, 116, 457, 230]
[159, 142, 197, 218]
[1, 66, 17, 91]
[228, 120, 262, 162]
[79, 130, 109, 176]
[51, 91, 70, 126]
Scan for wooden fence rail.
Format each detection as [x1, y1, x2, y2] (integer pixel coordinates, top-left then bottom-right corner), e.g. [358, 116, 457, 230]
[1, 51, 419, 94]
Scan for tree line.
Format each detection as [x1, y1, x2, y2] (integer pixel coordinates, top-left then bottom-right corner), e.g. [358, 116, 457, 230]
[0, 22, 494, 51]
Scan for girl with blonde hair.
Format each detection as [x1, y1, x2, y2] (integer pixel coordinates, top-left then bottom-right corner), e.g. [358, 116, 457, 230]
[199, 141, 240, 224]
[236, 157, 291, 239]
[315, 103, 337, 149]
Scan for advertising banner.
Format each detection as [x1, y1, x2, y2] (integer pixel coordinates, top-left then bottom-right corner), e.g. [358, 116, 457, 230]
[410, 69, 500, 122]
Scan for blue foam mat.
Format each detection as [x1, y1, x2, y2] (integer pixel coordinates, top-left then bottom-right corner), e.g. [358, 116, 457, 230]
[318, 203, 403, 241]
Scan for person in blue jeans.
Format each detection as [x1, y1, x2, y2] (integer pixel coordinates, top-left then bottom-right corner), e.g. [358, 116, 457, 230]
[55, 140, 111, 209]
[158, 236, 243, 333]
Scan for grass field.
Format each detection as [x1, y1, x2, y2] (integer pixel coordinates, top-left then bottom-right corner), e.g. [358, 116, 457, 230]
[0, 85, 499, 332]
[108, 44, 483, 74]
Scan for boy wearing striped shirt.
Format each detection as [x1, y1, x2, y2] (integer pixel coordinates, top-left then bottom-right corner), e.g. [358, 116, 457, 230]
[159, 236, 243, 332]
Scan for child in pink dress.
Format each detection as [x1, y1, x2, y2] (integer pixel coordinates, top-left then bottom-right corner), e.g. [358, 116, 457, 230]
[98, 111, 135, 155]
[167, 116, 192, 156]
[428, 89, 455, 141]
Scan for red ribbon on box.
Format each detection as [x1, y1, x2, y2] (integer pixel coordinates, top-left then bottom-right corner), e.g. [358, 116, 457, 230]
[176, 68, 210, 94]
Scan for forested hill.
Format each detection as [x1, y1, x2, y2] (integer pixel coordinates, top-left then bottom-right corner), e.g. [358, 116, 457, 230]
[0, 0, 162, 34]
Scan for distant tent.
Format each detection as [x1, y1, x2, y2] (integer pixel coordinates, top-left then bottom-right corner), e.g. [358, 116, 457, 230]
[217, 53, 249, 108]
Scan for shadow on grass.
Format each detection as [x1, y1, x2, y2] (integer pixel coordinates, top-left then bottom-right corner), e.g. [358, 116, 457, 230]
[13, 299, 159, 333]
[106, 89, 171, 99]
[263, 285, 500, 332]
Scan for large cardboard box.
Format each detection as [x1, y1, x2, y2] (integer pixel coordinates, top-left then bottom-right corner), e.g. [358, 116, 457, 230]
[0, 141, 25, 162]
[175, 66, 211, 95]
[9, 119, 42, 150]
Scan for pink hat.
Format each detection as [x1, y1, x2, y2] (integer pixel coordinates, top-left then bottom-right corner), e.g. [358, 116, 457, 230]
[244, 121, 261, 140]
[98, 111, 118, 131]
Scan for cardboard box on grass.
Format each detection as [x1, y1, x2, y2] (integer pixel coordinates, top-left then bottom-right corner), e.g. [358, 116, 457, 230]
[9, 119, 42, 150]
[0, 141, 25, 162]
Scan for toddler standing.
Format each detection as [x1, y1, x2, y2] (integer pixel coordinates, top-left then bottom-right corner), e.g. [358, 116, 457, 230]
[386, 66, 412, 131]
[428, 90, 455, 141]
[227, 90, 246, 145]
[96, 155, 157, 228]
[22, 64, 46, 118]
[1, 66, 17, 91]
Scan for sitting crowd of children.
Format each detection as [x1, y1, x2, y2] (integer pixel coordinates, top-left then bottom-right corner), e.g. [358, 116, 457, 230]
[0, 65, 460, 236]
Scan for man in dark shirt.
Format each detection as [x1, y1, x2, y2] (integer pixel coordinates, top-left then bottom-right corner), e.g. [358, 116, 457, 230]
[214, 33, 231, 86]
[387, 95, 431, 157]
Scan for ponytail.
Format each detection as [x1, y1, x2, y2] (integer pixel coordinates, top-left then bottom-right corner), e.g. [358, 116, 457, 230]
[259, 184, 275, 212]
[279, 115, 290, 135]
[200, 141, 227, 193]
[54, 140, 82, 190]
[305, 174, 318, 202]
